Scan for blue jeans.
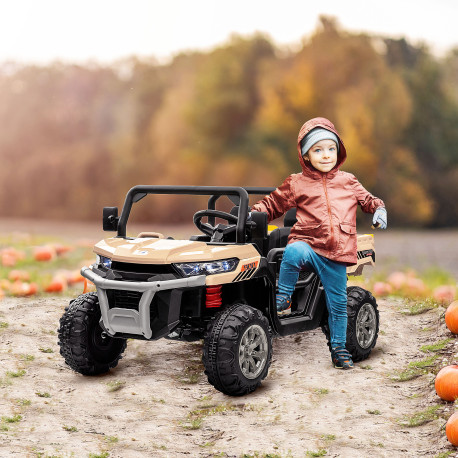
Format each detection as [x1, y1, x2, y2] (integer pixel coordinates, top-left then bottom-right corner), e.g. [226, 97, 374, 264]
[278, 241, 348, 348]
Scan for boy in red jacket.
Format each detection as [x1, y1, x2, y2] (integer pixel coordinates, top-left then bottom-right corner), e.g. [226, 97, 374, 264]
[251, 117, 387, 369]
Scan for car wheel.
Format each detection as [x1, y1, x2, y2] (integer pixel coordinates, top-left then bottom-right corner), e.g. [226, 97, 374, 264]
[202, 303, 272, 396]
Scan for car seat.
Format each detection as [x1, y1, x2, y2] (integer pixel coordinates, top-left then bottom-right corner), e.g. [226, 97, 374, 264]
[267, 208, 297, 252]
[230, 206, 268, 254]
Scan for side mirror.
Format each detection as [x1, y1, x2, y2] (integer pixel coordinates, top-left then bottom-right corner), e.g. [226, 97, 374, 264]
[103, 207, 119, 231]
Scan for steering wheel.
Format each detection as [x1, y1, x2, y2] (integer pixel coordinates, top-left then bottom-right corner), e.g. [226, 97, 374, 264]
[193, 209, 239, 238]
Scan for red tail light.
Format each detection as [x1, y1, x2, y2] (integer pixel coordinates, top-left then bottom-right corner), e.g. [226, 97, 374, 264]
[206, 285, 222, 308]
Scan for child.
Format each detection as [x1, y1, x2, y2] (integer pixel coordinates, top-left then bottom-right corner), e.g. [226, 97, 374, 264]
[251, 117, 387, 369]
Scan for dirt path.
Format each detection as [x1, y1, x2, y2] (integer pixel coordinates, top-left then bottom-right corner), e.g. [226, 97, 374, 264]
[0, 295, 451, 457]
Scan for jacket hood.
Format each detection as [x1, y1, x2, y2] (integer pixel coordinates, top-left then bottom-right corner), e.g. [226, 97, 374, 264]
[297, 117, 347, 176]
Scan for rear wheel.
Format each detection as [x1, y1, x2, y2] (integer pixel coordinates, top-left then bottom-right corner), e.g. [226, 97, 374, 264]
[321, 286, 379, 362]
[58, 292, 127, 375]
[202, 303, 272, 396]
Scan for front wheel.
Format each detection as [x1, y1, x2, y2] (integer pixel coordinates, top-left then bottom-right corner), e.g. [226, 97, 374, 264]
[58, 292, 127, 375]
[202, 304, 272, 396]
[321, 286, 379, 362]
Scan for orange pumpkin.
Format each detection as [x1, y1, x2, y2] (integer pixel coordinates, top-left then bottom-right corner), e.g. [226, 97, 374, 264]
[10, 281, 38, 297]
[435, 365, 458, 401]
[1, 252, 17, 267]
[44, 278, 67, 293]
[434, 285, 456, 304]
[446, 412, 458, 446]
[34, 246, 55, 262]
[53, 244, 73, 256]
[445, 301, 458, 334]
[68, 269, 84, 284]
[387, 271, 407, 290]
[8, 270, 30, 282]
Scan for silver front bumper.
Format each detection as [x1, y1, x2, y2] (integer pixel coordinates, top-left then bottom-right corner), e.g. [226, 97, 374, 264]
[81, 266, 206, 339]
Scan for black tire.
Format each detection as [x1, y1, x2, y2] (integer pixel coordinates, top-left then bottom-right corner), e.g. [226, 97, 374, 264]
[321, 286, 379, 362]
[202, 303, 272, 396]
[58, 292, 127, 375]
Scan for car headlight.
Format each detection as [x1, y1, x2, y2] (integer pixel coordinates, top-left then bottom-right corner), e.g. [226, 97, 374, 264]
[173, 258, 239, 277]
[96, 255, 112, 269]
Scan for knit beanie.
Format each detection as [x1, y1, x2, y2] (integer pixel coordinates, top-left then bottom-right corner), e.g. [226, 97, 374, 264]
[301, 128, 339, 157]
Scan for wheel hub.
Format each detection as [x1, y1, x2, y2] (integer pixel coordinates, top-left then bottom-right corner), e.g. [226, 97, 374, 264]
[356, 302, 377, 349]
[238, 324, 268, 380]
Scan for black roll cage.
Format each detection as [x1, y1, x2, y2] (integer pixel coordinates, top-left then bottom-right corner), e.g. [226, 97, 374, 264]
[117, 185, 275, 243]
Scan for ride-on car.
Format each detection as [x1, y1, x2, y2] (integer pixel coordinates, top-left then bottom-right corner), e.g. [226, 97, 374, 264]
[58, 186, 379, 396]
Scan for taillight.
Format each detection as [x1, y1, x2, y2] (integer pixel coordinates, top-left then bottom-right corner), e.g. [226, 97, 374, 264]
[206, 285, 222, 308]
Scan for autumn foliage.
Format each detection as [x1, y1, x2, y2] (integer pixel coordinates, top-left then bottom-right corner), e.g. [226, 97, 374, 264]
[0, 17, 457, 227]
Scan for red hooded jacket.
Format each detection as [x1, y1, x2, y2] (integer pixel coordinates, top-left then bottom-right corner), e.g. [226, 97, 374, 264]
[251, 117, 384, 265]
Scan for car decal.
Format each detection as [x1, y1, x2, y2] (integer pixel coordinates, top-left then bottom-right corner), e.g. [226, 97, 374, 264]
[232, 267, 257, 282]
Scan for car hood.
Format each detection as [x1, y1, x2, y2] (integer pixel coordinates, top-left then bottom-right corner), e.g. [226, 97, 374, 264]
[93, 237, 258, 264]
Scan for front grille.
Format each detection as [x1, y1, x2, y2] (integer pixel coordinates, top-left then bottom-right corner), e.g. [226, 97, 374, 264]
[111, 261, 177, 275]
[106, 289, 143, 310]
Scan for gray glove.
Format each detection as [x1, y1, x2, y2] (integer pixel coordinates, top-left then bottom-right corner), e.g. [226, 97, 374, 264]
[372, 207, 387, 229]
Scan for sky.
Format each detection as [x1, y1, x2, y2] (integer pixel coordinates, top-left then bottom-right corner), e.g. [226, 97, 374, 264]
[1, 0, 457, 65]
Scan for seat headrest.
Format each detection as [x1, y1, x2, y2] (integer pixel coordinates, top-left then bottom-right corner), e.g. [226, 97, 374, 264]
[284, 208, 297, 227]
[230, 206, 239, 217]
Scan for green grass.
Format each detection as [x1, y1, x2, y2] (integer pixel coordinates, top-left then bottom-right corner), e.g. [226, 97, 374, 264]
[0, 321, 8, 329]
[20, 354, 35, 361]
[2, 414, 22, 423]
[88, 453, 109, 458]
[434, 452, 454, 458]
[313, 388, 329, 395]
[0, 234, 94, 298]
[63, 425, 78, 432]
[182, 402, 237, 430]
[420, 339, 451, 353]
[39, 347, 54, 353]
[306, 450, 327, 457]
[408, 355, 439, 369]
[105, 436, 119, 444]
[367, 409, 381, 415]
[242, 454, 284, 458]
[182, 418, 203, 430]
[401, 405, 441, 427]
[421, 267, 456, 290]
[401, 298, 441, 315]
[391, 355, 439, 382]
[105, 380, 125, 392]
[36, 392, 51, 398]
[16, 398, 31, 406]
[6, 369, 26, 378]
[320, 434, 336, 441]
[178, 359, 204, 384]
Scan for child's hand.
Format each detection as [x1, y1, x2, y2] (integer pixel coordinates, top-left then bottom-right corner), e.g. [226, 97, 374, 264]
[372, 207, 387, 229]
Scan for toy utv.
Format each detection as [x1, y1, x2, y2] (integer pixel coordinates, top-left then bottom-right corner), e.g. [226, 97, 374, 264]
[58, 186, 379, 396]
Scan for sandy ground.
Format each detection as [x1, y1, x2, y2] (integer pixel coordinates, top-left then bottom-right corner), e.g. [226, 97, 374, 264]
[0, 294, 454, 458]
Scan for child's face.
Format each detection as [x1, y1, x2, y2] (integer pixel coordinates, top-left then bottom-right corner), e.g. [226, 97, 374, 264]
[304, 139, 338, 173]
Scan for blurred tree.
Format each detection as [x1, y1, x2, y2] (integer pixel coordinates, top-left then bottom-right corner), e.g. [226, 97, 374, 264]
[0, 21, 456, 227]
[385, 40, 458, 226]
[187, 34, 274, 155]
